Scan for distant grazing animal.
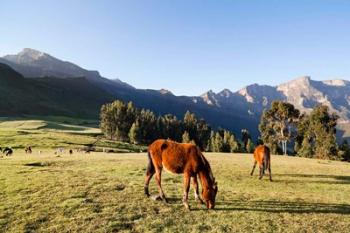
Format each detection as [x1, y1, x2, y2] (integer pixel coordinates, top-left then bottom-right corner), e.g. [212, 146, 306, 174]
[250, 145, 272, 181]
[3, 147, 13, 156]
[69, 149, 73, 155]
[145, 139, 218, 210]
[25, 146, 32, 154]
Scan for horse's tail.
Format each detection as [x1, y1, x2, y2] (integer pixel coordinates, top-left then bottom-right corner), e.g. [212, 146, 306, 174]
[263, 146, 270, 173]
[146, 150, 155, 175]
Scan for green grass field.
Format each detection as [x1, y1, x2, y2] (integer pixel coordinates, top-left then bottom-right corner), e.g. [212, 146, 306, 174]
[1, 151, 350, 232]
[1, 118, 350, 232]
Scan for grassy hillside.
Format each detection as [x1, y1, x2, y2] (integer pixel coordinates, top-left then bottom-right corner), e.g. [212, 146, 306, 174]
[0, 117, 145, 152]
[0, 152, 350, 232]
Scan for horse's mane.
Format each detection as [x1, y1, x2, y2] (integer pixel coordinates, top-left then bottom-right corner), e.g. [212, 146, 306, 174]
[197, 147, 215, 184]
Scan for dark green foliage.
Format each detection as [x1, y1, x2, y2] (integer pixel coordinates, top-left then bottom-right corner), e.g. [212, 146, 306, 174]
[207, 129, 241, 153]
[297, 137, 314, 158]
[183, 111, 211, 150]
[339, 140, 350, 161]
[100, 100, 216, 149]
[296, 105, 339, 160]
[241, 129, 251, 149]
[157, 114, 183, 141]
[100, 100, 137, 141]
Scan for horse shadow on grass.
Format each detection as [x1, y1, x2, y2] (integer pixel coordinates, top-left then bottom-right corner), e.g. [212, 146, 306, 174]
[274, 173, 350, 185]
[200, 199, 350, 215]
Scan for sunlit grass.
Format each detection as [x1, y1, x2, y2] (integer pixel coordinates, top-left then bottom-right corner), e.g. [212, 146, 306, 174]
[1, 152, 350, 232]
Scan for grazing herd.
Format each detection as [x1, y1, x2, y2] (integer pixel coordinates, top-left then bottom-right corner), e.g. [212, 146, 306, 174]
[0, 146, 95, 157]
[144, 139, 272, 210]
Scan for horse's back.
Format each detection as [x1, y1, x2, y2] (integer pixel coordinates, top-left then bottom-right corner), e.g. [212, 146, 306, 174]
[254, 145, 270, 164]
[148, 139, 202, 174]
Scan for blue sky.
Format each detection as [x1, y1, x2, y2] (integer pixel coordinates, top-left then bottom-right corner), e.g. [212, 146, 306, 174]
[1, 0, 350, 95]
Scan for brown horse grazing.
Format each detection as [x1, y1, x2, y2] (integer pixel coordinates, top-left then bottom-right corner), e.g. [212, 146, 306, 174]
[250, 145, 272, 181]
[144, 139, 218, 210]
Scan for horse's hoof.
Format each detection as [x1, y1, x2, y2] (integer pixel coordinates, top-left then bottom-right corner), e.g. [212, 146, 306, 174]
[183, 202, 190, 210]
[151, 195, 162, 201]
[196, 198, 205, 205]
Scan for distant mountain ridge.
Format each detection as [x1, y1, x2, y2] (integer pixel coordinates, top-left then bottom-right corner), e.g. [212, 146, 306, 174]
[1, 48, 350, 140]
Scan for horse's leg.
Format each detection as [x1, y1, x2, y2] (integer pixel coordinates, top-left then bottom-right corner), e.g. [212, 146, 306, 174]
[144, 156, 155, 197]
[268, 161, 272, 182]
[183, 173, 191, 210]
[250, 161, 257, 176]
[155, 168, 167, 203]
[259, 165, 263, 179]
[144, 165, 155, 197]
[192, 175, 204, 204]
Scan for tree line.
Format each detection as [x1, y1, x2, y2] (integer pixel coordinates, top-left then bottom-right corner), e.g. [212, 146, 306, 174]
[259, 101, 350, 161]
[100, 99, 350, 161]
[100, 100, 254, 153]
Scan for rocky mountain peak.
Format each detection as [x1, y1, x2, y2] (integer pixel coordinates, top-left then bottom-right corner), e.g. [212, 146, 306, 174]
[200, 90, 219, 105]
[322, 79, 349, 87]
[218, 88, 233, 98]
[159, 88, 173, 95]
[4, 48, 49, 63]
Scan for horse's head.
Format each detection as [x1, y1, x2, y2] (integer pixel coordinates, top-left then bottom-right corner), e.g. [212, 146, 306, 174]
[202, 179, 218, 209]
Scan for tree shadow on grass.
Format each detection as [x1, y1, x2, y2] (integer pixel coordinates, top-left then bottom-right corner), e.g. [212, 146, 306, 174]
[203, 199, 350, 214]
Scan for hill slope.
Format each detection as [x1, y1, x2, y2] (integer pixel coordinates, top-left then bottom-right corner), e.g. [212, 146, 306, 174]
[0, 63, 113, 118]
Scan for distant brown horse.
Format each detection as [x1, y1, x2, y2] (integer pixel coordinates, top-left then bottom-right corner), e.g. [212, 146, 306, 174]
[144, 139, 218, 210]
[250, 145, 272, 181]
[25, 146, 32, 154]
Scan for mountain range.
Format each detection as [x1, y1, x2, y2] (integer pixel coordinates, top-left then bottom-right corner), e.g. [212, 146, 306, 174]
[1, 48, 350, 140]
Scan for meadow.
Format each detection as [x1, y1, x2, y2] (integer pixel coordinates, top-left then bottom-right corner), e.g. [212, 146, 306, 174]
[1, 118, 350, 232]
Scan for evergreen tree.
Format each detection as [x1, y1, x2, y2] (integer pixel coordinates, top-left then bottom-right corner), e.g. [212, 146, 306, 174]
[100, 104, 116, 140]
[137, 109, 158, 144]
[182, 131, 190, 143]
[212, 132, 224, 152]
[296, 105, 339, 160]
[297, 137, 313, 158]
[241, 129, 251, 150]
[309, 105, 339, 159]
[129, 121, 141, 144]
[228, 133, 240, 153]
[157, 114, 183, 141]
[246, 138, 255, 153]
[339, 140, 350, 161]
